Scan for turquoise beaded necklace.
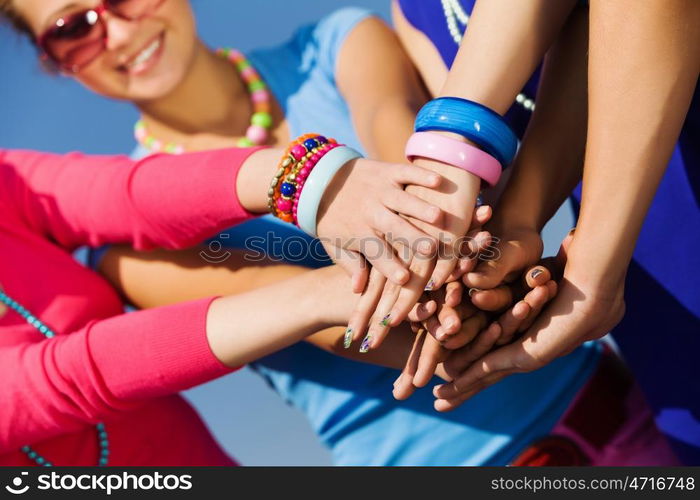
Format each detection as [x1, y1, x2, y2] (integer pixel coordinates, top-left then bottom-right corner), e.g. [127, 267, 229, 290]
[0, 290, 109, 467]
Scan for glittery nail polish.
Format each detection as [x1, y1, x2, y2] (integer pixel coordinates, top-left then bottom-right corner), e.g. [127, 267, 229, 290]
[424, 279, 436, 291]
[360, 334, 372, 353]
[344, 328, 353, 349]
[530, 269, 543, 280]
[379, 314, 391, 327]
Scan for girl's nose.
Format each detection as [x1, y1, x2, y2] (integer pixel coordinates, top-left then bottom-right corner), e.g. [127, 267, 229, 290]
[103, 12, 140, 55]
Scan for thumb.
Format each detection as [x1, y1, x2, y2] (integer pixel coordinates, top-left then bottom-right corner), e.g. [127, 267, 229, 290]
[556, 227, 575, 269]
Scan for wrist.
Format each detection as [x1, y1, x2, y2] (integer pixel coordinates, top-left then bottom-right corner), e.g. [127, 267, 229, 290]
[410, 157, 481, 234]
[411, 155, 481, 195]
[488, 204, 541, 235]
[410, 98, 518, 192]
[315, 157, 358, 230]
[486, 184, 542, 234]
[564, 242, 629, 295]
[236, 148, 281, 214]
[308, 265, 356, 327]
[489, 175, 554, 233]
[406, 131, 502, 187]
[415, 98, 518, 168]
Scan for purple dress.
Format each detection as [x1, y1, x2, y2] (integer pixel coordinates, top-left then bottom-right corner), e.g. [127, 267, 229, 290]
[398, 0, 700, 464]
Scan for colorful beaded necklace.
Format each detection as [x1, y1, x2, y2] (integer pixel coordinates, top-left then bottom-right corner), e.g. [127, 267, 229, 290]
[0, 290, 110, 466]
[134, 48, 273, 154]
[441, 0, 536, 113]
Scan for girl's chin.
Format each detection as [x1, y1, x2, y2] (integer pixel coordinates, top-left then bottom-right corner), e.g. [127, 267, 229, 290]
[122, 73, 184, 102]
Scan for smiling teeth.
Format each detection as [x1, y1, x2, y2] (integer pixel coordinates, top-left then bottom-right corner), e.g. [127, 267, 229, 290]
[128, 37, 161, 69]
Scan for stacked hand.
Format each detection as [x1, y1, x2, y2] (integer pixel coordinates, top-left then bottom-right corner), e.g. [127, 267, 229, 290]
[333, 173, 566, 408]
[393, 230, 562, 404]
[433, 228, 627, 411]
[389, 225, 621, 414]
[315, 157, 446, 291]
[342, 157, 483, 348]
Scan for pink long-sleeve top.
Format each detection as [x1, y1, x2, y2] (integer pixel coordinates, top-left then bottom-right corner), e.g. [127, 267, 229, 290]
[0, 147, 260, 466]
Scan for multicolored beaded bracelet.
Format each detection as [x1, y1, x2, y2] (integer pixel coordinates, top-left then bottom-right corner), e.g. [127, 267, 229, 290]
[270, 135, 339, 224]
[267, 133, 318, 220]
[268, 134, 339, 224]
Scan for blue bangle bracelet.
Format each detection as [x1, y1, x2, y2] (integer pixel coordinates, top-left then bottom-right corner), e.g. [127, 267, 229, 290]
[414, 97, 518, 168]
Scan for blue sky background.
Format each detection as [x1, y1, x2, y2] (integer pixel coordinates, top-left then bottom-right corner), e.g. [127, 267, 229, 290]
[0, 0, 572, 465]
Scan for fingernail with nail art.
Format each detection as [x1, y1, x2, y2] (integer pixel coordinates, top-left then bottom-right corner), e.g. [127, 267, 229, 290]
[530, 269, 543, 280]
[424, 279, 436, 291]
[343, 328, 353, 349]
[379, 314, 391, 327]
[360, 334, 372, 353]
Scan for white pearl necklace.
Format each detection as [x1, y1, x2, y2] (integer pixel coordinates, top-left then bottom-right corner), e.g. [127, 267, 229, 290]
[441, 0, 536, 113]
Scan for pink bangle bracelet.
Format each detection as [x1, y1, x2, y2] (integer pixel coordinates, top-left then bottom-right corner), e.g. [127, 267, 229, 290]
[405, 131, 502, 187]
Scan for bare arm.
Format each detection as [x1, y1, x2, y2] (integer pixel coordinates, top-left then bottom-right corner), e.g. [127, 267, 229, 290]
[206, 265, 344, 367]
[392, 0, 448, 97]
[440, 0, 578, 109]
[568, 0, 700, 290]
[393, 7, 592, 396]
[465, 5, 589, 292]
[492, 6, 589, 233]
[337, 15, 428, 162]
[100, 246, 444, 373]
[99, 247, 306, 307]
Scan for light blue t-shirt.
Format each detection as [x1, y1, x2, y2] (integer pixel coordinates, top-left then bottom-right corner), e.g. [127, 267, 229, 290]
[135, 8, 602, 465]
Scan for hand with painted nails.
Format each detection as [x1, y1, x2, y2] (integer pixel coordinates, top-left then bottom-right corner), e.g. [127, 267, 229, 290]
[434, 233, 570, 386]
[428, 230, 625, 412]
[315, 158, 446, 291]
[467, 255, 560, 348]
[393, 157, 483, 292]
[344, 203, 493, 354]
[440, 258, 560, 382]
[391, 256, 558, 401]
[392, 281, 482, 400]
[462, 223, 545, 294]
[432, 273, 624, 412]
[458, 227, 574, 350]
